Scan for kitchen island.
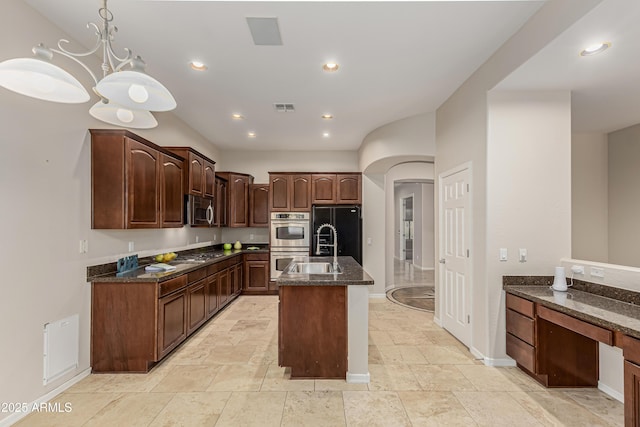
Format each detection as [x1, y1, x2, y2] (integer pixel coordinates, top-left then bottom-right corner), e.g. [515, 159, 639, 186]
[277, 256, 374, 383]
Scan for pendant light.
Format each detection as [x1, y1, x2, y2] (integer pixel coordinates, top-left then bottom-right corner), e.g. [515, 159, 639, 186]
[0, 0, 175, 129]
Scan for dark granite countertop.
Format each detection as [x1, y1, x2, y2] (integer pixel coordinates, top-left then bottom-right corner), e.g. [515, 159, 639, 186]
[503, 277, 640, 340]
[88, 245, 269, 283]
[277, 256, 374, 286]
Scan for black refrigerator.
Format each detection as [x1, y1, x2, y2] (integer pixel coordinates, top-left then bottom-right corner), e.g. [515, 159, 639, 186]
[312, 205, 362, 265]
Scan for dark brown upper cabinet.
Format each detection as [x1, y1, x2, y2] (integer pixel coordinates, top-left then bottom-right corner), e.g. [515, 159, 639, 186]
[249, 184, 270, 227]
[216, 172, 253, 227]
[311, 174, 337, 204]
[91, 129, 184, 229]
[336, 173, 362, 204]
[269, 173, 311, 212]
[164, 147, 216, 198]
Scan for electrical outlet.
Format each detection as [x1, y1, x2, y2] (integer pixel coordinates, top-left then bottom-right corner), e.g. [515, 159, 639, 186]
[591, 267, 604, 278]
[213, 235, 217, 241]
[196, 235, 199, 243]
[78, 239, 88, 254]
[249, 234, 255, 241]
[571, 265, 585, 274]
[128, 241, 134, 252]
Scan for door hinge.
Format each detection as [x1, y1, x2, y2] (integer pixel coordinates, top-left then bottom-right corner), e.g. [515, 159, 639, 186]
[466, 249, 470, 258]
[467, 315, 470, 324]
[467, 183, 470, 192]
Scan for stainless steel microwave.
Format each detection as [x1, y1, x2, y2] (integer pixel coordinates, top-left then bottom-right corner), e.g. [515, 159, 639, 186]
[186, 195, 214, 227]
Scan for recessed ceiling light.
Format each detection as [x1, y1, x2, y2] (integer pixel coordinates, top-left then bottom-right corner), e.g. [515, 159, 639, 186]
[323, 132, 330, 138]
[248, 131, 256, 138]
[580, 42, 611, 56]
[232, 113, 244, 120]
[322, 62, 339, 72]
[189, 61, 208, 71]
[321, 114, 333, 119]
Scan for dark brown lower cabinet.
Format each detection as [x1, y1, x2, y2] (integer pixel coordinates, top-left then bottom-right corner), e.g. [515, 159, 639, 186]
[279, 285, 347, 379]
[187, 278, 207, 334]
[158, 289, 188, 359]
[625, 360, 640, 426]
[243, 253, 270, 294]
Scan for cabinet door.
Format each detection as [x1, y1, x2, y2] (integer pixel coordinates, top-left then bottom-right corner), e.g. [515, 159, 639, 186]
[336, 174, 361, 204]
[126, 138, 160, 228]
[188, 153, 204, 196]
[206, 273, 219, 318]
[244, 260, 269, 292]
[229, 175, 249, 227]
[250, 184, 270, 227]
[291, 174, 311, 211]
[204, 161, 215, 198]
[215, 177, 227, 227]
[160, 154, 184, 228]
[218, 269, 230, 307]
[157, 290, 187, 358]
[187, 279, 207, 334]
[625, 360, 640, 427]
[270, 175, 290, 211]
[311, 174, 336, 204]
[230, 264, 242, 297]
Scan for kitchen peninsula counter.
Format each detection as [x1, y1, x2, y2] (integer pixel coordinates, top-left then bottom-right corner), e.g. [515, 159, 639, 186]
[277, 256, 373, 383]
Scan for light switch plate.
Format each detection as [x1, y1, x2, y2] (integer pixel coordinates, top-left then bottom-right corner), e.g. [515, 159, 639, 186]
[499, 248, 507, 261]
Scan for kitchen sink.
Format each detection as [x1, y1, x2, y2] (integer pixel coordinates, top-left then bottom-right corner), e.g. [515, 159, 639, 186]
[287, 262, 342, 274]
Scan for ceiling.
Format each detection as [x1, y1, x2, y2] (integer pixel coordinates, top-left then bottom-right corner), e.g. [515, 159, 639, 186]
[496, 0, 640, 135]
[22, 0, 546, 151]
[19, 0, 640, 149]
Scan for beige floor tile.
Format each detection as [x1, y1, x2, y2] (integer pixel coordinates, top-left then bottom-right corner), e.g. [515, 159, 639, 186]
[368, 345, 384, 364]
[368, 330, 395, 345]
[260, 365, 315, 391]
[78, 370, 169, 393]
[165, 343, 214, 365]
[215, 391, 286, 427]
[13, 392, 123, 427]
[456, 364, 529, 391]
[343, 390, 412, 427]
[248, 344, 279, 365]
[207, 364, 268, 391]
[314, 379, 369, 391]
[367, 364, 422, 391]
[64, 374, 120, 393]
[560, 388, 624, 426]
[83, 392, 174, 426]
[398, 391, 478, 426]
[281, 391, 346, 427]
[454, 391, 543, 427]
[149, 391, 231, 427]
[204, 344, 257, 364]
[410, 365, 476, 391]
[389, 329, 431, 345]
[151, 364, 219, 392]
[418, 344, 476, 365]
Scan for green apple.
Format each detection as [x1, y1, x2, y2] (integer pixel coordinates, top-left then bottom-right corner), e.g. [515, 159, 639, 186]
[154, 254, 164, 262]
[223, 243, 232, 250]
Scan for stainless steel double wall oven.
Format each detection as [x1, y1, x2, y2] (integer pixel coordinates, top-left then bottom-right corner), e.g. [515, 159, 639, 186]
[269, 212, 310, 280]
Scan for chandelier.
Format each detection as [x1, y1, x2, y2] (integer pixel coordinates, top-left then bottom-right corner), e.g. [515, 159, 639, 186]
[0, 0, 176, 129]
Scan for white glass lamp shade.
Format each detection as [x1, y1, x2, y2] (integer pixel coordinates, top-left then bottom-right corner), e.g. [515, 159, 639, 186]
[89, 101, 158, 129]
[0, 57, 90, 103]
[95, 70, 176, 112]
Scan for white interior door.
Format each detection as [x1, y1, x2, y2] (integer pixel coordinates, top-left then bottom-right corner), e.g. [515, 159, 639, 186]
[439, 166, 472, 347]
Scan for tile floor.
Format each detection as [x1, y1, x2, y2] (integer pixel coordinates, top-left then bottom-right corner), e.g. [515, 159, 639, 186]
[16, 295, 623, 426]
[392, 259, 434, 289]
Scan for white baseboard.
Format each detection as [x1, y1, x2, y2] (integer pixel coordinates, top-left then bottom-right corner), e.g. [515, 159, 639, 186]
[0, 367, 91, 427]
[483, 356, 517, 367]
[433, 316, 442, 327]
[598, 381, 624, 403]
[346, 372, 370, 384]
[413, 265, 435, 271]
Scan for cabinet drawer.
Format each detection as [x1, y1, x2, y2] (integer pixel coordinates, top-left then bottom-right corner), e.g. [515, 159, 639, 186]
[244, 252, 268, 261]
[506, 308, 535, 346]
[187, 267, 207, 284]
[506, 293, 534, 318]
[159, 275, 187, 297]
[623, 335, 640, 364]
[537, 305, 613, 345]
[506, 333, 535, 373]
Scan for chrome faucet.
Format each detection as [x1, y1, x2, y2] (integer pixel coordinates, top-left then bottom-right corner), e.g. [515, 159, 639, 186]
[316, 223, 338, 269]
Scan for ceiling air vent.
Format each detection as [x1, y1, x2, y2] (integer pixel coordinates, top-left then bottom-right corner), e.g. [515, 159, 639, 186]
[274, 103, 295, 113]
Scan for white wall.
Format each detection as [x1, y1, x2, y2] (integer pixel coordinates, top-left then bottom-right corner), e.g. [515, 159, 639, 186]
[572, 132, 608, 263]
[435, 0, 601, 361]
[422, 183, 435, 270]
[608, 123, 640, 267]
[362, 173, 386, 297]
[218, 150, 359, 183]
[0, 2, 221, 423]
[486, 90, 572, 360]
